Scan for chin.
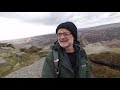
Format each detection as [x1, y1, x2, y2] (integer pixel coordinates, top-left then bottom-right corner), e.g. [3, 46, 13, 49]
[61, 46, 68, 48]
[60, 43, 68, 48]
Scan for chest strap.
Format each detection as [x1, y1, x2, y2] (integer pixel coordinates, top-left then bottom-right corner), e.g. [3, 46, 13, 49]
[53, 50, 60, 77]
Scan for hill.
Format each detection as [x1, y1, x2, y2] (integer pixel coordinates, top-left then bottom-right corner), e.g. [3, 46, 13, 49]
[1, 22, 120, 49]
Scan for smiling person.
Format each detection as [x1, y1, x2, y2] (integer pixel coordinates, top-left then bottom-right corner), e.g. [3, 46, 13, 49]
[42, 21, 90, 78]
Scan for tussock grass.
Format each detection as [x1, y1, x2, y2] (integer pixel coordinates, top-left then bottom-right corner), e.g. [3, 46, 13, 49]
[90, 62, 120, 78]
[0, 66, 12, 77]
[37, 50, 49, 58]
[88, 52, 120, 67]
[87, 52, 120, 78]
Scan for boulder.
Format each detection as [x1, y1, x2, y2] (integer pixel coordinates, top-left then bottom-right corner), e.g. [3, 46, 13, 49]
[0, 43, 15, 49]
[20, 44, 42, 53]
[0, 58, 7, 66]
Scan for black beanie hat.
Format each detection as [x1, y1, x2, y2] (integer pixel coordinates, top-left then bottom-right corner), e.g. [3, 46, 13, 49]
[56, 21, 78, 41]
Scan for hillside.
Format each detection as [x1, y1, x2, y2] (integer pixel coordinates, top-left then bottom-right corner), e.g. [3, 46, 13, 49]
[78, 22, 120, 46]
[1, 22, 120, 49]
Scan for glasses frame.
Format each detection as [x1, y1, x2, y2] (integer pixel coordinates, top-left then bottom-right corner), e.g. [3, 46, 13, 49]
[57, 32, 71, 38]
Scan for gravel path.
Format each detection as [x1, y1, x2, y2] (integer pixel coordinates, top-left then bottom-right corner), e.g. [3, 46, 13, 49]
[3, 57, 45, 78]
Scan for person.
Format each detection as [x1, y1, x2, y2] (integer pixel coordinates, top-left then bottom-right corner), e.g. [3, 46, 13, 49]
[42, 21, 90, 78]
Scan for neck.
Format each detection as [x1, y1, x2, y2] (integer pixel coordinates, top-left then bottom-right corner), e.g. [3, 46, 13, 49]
[65, 45, 74, 53]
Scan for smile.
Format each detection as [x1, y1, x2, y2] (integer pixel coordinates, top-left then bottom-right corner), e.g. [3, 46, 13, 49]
[60, 41, 67, 42]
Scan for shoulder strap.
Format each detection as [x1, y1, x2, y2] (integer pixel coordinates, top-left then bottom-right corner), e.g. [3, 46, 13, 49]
[80, 49, 87, 59]
[53, 50, 60, 77]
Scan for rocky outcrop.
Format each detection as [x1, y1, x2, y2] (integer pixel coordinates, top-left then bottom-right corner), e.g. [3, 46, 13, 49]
[0, 43, 15, 49]
[20, 44, 42, 53]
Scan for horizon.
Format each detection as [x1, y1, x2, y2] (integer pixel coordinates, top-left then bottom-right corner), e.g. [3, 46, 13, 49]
[0, 12, 120, 41]
[1, 21, 120, 42]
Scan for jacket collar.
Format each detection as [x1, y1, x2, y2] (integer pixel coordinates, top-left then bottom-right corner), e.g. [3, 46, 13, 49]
[50, 40, 81, 51]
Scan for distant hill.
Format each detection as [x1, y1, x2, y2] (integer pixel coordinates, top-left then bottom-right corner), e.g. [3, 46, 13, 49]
[1, 22, 120, 48]
[0, 34, 57, 48]
[77, 22, 120, 46]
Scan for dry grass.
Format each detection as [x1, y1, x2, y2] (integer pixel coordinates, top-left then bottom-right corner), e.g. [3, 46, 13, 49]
[90, 62, 120, 78]
[88, 52, 120, 67]
[87, 52, 120, 78]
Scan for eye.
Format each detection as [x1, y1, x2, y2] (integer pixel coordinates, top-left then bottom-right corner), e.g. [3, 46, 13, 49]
[64, 33, 69, 36]
[58, 33, 62, 36]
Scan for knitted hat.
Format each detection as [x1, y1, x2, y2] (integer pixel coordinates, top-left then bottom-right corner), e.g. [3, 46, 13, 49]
[56, 21, 78, 41]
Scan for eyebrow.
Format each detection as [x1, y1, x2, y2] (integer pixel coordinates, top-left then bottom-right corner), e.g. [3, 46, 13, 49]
[57, 32, 71, 34]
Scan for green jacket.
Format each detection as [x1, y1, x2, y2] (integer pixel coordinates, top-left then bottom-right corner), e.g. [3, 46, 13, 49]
[42, 42, 90, 78]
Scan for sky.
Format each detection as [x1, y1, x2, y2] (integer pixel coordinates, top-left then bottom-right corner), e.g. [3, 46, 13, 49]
[0, 12, 120, 41]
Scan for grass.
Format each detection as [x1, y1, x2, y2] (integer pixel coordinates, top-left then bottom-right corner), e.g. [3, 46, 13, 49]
[110, 48, 120, 53]
[90, 62, 120, 78]
[0, 49, 49, 77]
[0, 66, 12, 77]
[87, 51, 120, 78]
[88, 52, 120, 67]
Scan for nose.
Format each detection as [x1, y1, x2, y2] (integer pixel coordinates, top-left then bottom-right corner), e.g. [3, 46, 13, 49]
[60, 34, 65, 38]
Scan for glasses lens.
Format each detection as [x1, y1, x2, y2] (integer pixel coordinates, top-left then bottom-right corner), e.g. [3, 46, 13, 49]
[57, 32, 71, 37]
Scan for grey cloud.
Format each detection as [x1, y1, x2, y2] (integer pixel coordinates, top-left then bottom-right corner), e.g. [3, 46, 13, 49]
[0, 12, 24, 19]
[0, 12, 120, 28]
[23, 12, 75, 25]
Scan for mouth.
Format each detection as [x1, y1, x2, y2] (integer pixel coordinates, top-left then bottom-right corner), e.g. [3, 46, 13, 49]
[60, 41, 67, 43]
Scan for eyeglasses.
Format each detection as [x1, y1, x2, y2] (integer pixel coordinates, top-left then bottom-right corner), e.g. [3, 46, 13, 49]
[57, 32, 71, 37]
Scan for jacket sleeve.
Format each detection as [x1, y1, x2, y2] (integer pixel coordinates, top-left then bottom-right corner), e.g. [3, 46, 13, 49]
[86, 59, 91, 78]
[84, 51, 91, 78]
[82, 49, 91, 78]
[41, 51, 57, 78]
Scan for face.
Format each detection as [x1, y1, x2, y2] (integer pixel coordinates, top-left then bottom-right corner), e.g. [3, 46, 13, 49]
[57, 28, 74, 49]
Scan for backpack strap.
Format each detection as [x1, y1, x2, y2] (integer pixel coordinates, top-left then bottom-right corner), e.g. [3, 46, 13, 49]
[53, 50, 60, 77]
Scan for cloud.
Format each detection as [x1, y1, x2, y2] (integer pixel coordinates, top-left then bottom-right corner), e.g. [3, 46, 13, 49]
[0, 16, 56, 40]
[0, 12, 120, 40]
[20, 12, 75, 25]
[1, 12, 120, 27]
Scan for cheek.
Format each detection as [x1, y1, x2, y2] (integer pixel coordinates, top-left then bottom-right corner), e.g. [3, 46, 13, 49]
[58, 37, 67, 41]
[69, 37, 74, 41]
[68, 39, 74, 44]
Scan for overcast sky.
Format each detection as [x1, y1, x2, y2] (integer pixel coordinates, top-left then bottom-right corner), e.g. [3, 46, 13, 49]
[0, 12, 120, 41]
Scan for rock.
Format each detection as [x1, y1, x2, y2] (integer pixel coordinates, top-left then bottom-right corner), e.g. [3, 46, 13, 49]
[0, 43, 15, 49]
[1, 47, 14, 50]
[15, 52, 26, 57]
[0, 58, 7, 66]
[6, 44, 15, 49]
[20, 44, 42, 53]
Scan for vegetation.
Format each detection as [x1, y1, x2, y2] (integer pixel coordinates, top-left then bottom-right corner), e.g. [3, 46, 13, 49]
[0, 48, 49, 77]
[87, 52, 120, 78]
[90, 62, 120, 78]
[88, 52, 120, 67]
